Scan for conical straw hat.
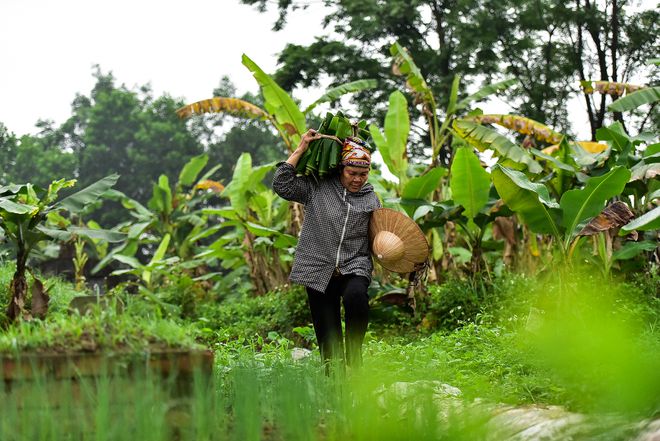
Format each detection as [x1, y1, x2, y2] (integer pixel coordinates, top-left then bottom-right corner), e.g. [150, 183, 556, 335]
[369, 208, 429, 273]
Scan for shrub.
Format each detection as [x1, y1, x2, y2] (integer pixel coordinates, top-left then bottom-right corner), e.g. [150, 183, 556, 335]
[422, 277, 494, 331]
[194, 285, 310, 345]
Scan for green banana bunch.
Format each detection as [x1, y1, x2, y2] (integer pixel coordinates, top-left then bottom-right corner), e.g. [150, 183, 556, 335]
[296, 111, 372, 180]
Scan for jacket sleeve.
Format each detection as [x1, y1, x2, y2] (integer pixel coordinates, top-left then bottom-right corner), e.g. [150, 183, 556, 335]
[272, 162, 314, 205]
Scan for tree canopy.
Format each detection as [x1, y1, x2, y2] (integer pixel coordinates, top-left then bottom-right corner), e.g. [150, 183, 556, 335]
[242, 0, 659, 141]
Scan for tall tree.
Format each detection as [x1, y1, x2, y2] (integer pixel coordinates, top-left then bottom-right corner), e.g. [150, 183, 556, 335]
[566, 0, 659, 138]
[242, 0, 658, 144]
[0, 122, 77, 188]
[0, 123, 19, 185]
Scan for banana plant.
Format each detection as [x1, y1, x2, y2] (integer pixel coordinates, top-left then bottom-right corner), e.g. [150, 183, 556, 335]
[200, 152, 296, 295]
[390, 41, 518, 167]
[492, 164, 631, 261]
[94, 154, 225, 292]
[369, 91, 411, 191]
[574, 201, 657, 277]
[368, 90, 449, 211]
[0, 175, 123, 321]
[409, 147, 512, 275]
[176, 54, 377, 152]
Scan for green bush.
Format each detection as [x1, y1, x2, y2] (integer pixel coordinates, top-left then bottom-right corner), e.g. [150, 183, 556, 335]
[194, 285, 310, 345]
[422, 277, 494, 331]
[0, 260, 201, 353]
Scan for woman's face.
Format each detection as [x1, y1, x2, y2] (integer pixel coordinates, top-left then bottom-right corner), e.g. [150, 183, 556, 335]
[340, 165, 370, 193]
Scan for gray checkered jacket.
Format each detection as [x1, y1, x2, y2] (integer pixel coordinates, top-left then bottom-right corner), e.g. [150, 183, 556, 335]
[273, 162, 381, 292]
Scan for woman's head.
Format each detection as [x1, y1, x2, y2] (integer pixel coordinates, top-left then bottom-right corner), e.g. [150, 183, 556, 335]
[339, 137, 371, 192]
[341, 137, 371, 168]
[340, 165, 370, 192]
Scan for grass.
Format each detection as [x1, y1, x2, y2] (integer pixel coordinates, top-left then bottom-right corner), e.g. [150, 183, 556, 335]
[0, 261, 658, 439]
[0, 342, 652, 441]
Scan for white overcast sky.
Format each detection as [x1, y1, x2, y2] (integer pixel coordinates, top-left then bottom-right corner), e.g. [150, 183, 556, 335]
[1, 0, 656, 139]
[0, 0, 331, 136]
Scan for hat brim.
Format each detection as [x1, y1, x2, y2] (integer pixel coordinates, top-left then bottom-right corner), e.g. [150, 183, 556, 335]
[369, 208, 429, 273]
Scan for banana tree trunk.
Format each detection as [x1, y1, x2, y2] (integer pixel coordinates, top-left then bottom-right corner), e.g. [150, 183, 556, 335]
[7, 246, 28, 321]
[288, 201, 304, 237]
[470, 241, 483, 274]
[493, 217, 518, 268]
[243, 231, 291, 296]
[243, 232, 268, 295]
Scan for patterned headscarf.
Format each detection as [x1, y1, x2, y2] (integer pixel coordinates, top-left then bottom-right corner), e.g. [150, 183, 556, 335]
[341, 137, 371, 168]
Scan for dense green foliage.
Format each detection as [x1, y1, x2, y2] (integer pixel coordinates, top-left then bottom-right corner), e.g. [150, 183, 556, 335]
[0, 264, 657, 439]
[243, 0, 658, 139]
[0, 3, 658, 438]
[0, 262, 199, 351]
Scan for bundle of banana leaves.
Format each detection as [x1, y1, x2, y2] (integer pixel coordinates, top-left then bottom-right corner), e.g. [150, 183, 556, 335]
[296, 111, 372, 180]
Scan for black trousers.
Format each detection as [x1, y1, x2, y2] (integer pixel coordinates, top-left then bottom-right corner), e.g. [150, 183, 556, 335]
[306, 275, 370, 370]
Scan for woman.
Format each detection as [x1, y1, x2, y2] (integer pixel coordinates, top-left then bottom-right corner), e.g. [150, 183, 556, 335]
[273, 128, 381, 372]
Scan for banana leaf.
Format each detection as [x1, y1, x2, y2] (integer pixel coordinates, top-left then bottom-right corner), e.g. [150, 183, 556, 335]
[178, 154, 209, 187]
[559, 166, 631, 245]
[175, 97, 269, 120]
[621, 206, 660, 233]
[402, 167, 447, 200]
[143, 233, 171, 285]
[453, 120, 542, 173]
[55, 174, 120, 213]
[491, 165, 561, 237]
[450, 147, 491, 220]
[304, 79, 378, 114]
[608, 86, 660, 112]
[613, 241, 658, 260]
[390, 42, 434, 104]
[242, 54, 306, 147]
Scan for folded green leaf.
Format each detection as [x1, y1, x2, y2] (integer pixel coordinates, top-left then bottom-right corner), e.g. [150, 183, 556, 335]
[492, 165, 561, 236]
[621, 206, 660, 232]
[450, 147, 491, 220]
[608, 86, 660, 112]
[304, 79, 378, 114]
[56, 174, 119, 213]
[179, 154, 209, 187]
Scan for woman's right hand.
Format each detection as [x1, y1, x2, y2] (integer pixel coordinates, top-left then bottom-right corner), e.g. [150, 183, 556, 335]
[296, 129, 321, 154]
[286, 129, 321, 167]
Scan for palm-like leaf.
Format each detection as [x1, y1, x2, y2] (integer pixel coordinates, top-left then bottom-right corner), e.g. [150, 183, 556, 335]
[465, 114, 563, 145]
[242, 54, 306, 148]
[453, 120, 542, 173]
[450, 147, 491, 220]
[491, 165, 561, 237]
[175, 97, 269, 120]
[390, 42, 434, 105]
[608, 86, 660, 112]
[456, 79, 518, 110]
[303, 79, 378, 114]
